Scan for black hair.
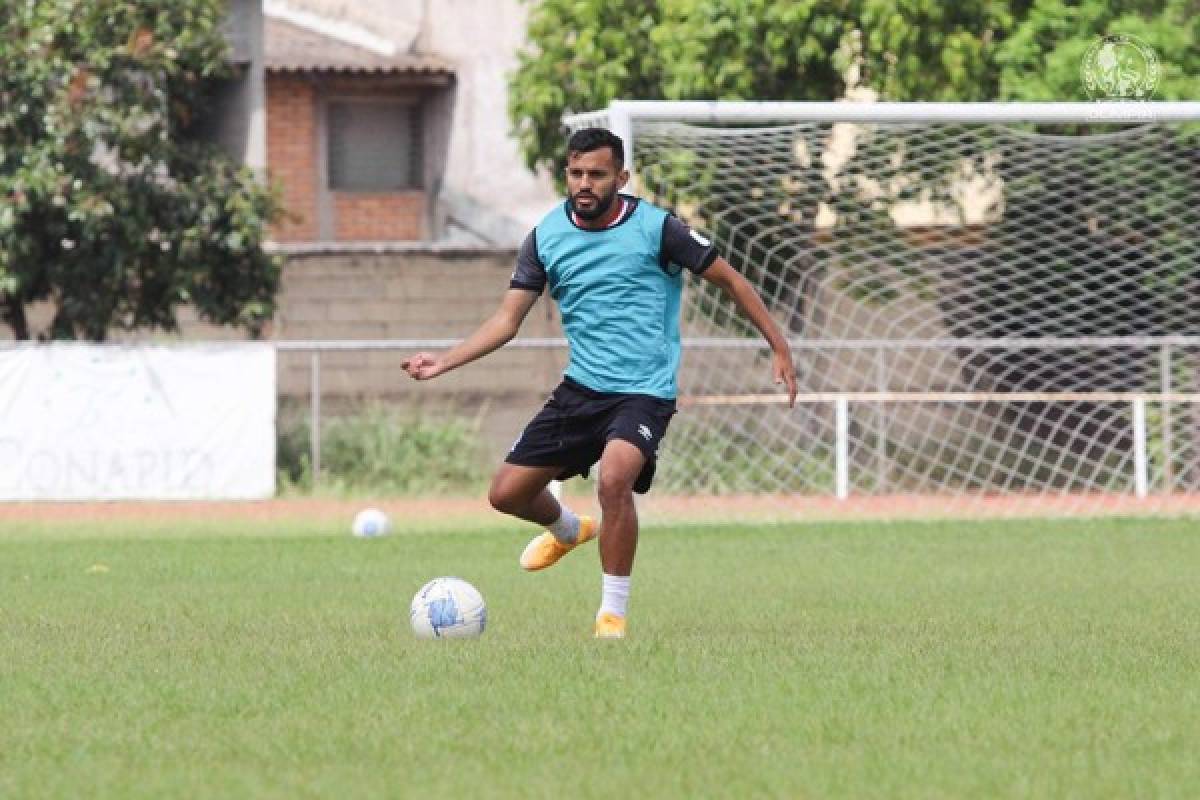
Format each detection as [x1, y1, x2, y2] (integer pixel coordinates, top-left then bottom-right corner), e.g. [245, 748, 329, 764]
[566, 127, 625, 167]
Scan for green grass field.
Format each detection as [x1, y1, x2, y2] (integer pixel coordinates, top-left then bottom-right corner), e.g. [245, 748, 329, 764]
[2, 514, 1199, 799]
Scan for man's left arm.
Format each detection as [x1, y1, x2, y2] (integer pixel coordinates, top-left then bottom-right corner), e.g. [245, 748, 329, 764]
[700, 257, 797, 408]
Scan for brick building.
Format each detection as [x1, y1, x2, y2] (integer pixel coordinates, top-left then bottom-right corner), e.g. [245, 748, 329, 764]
[264, 18, 456, 242]
[256, 0, 556, 246]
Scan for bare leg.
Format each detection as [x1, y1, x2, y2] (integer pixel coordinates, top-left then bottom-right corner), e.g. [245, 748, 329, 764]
[595, 439, 646, 577]
[488, 463, 565, 526]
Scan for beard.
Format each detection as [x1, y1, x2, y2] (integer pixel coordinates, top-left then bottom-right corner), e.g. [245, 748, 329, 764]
[569, 187, 618, 220]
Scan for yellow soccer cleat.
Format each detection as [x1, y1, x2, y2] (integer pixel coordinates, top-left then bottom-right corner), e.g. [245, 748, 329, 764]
[519, 516, 597, 571]
[593, 611, 627, 639]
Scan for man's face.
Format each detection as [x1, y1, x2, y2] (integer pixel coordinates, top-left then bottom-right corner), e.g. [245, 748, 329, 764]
[565, 148, 628, 220]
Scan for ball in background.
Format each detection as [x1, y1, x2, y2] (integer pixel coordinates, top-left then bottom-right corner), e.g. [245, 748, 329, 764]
[351, 507, 391, 538]
[410, 577, 487, 639]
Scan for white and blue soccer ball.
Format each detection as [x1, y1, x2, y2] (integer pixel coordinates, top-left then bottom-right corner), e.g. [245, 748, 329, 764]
[351, 508, 391, 538]
[410, 577, 487, 639]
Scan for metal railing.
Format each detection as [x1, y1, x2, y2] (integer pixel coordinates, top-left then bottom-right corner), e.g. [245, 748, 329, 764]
[277, 336, 1200, 498]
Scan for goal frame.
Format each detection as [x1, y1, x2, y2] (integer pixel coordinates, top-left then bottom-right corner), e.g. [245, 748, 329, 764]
[564, 100, 1200, 168]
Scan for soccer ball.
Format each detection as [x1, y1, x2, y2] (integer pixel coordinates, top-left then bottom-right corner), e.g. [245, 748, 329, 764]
[351, 508, 391, 538]
[410, 577, 487, 639]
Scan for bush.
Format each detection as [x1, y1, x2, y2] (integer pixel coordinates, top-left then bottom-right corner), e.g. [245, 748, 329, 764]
[277, 406, 489, 495]
[659, 419, 836, 494]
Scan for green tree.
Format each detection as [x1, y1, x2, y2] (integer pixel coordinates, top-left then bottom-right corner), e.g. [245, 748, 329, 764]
[510, 0, 1197, 173]
[509, 0, 665, 188]
[652, 0, 1029, 102]
[510, 0, 1041, 176]
[996, 0, 1198, 101]
[0, 0, 281, 341]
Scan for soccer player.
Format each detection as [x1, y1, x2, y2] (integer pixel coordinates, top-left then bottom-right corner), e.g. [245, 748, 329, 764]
[403, 128, 797, 639]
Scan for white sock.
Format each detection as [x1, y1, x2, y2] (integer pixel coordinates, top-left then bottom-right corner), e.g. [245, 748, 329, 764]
[599, 573, 630, 619]
[547, 506, 581, 544]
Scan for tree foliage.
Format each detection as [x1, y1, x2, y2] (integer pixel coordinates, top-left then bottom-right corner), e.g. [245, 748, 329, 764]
[508, 0, 664, 185]
[996, 0, 1198, 101]
[650, 0, 1027, 102]
[510, 0, 1197, 176]
[0, 0, 281, 341]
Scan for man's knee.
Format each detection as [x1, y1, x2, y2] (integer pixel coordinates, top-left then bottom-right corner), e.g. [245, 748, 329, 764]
[488, 474, 524, 515]
[596, 467, 637, 508]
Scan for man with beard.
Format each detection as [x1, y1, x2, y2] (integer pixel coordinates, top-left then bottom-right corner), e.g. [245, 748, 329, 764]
[403, 128, 796, 639]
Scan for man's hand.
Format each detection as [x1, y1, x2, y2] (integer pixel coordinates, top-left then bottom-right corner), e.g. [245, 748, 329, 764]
[400, 290, 537, 384]
[402, 352, 447, 381]
[773, 348, 797, 408]
[701, 258, 798, 409]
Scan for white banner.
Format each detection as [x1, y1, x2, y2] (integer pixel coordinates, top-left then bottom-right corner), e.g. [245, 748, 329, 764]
[0, 344, 276, 500]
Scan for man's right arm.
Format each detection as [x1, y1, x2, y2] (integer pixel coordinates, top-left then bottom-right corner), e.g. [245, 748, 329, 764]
[402, 288, 539, 380]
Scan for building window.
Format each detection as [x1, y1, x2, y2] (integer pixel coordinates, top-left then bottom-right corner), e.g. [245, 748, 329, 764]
[327, 101, 422, 191]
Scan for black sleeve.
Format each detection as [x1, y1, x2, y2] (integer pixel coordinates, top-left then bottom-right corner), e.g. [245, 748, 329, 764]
[660, 215, 719, 275]
[509, 230, 546, 293]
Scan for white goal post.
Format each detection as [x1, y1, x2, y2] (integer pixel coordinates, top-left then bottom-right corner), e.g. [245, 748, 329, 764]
[568, 101, 1200, 165]
[561, 101, 1200, 514]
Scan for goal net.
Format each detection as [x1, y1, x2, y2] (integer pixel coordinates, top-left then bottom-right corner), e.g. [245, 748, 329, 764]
[564, 102, 1200, 519]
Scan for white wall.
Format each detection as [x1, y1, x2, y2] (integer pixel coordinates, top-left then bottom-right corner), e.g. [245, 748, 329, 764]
[209, 0, 267, 170]
[423, 0, 559, 233]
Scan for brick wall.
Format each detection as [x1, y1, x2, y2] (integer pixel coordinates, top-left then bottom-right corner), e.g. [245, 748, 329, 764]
[333, 191, 426, 240]
[265, 75, 318, 241]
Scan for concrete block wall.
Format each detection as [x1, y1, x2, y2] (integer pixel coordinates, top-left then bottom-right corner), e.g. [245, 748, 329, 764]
[271, 244, 565, 401]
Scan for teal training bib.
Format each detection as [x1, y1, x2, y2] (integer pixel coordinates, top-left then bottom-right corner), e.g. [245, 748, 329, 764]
[535, 198, 682, 399]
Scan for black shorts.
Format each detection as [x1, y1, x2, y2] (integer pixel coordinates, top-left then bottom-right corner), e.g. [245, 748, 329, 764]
[505, 378, 677, 494]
